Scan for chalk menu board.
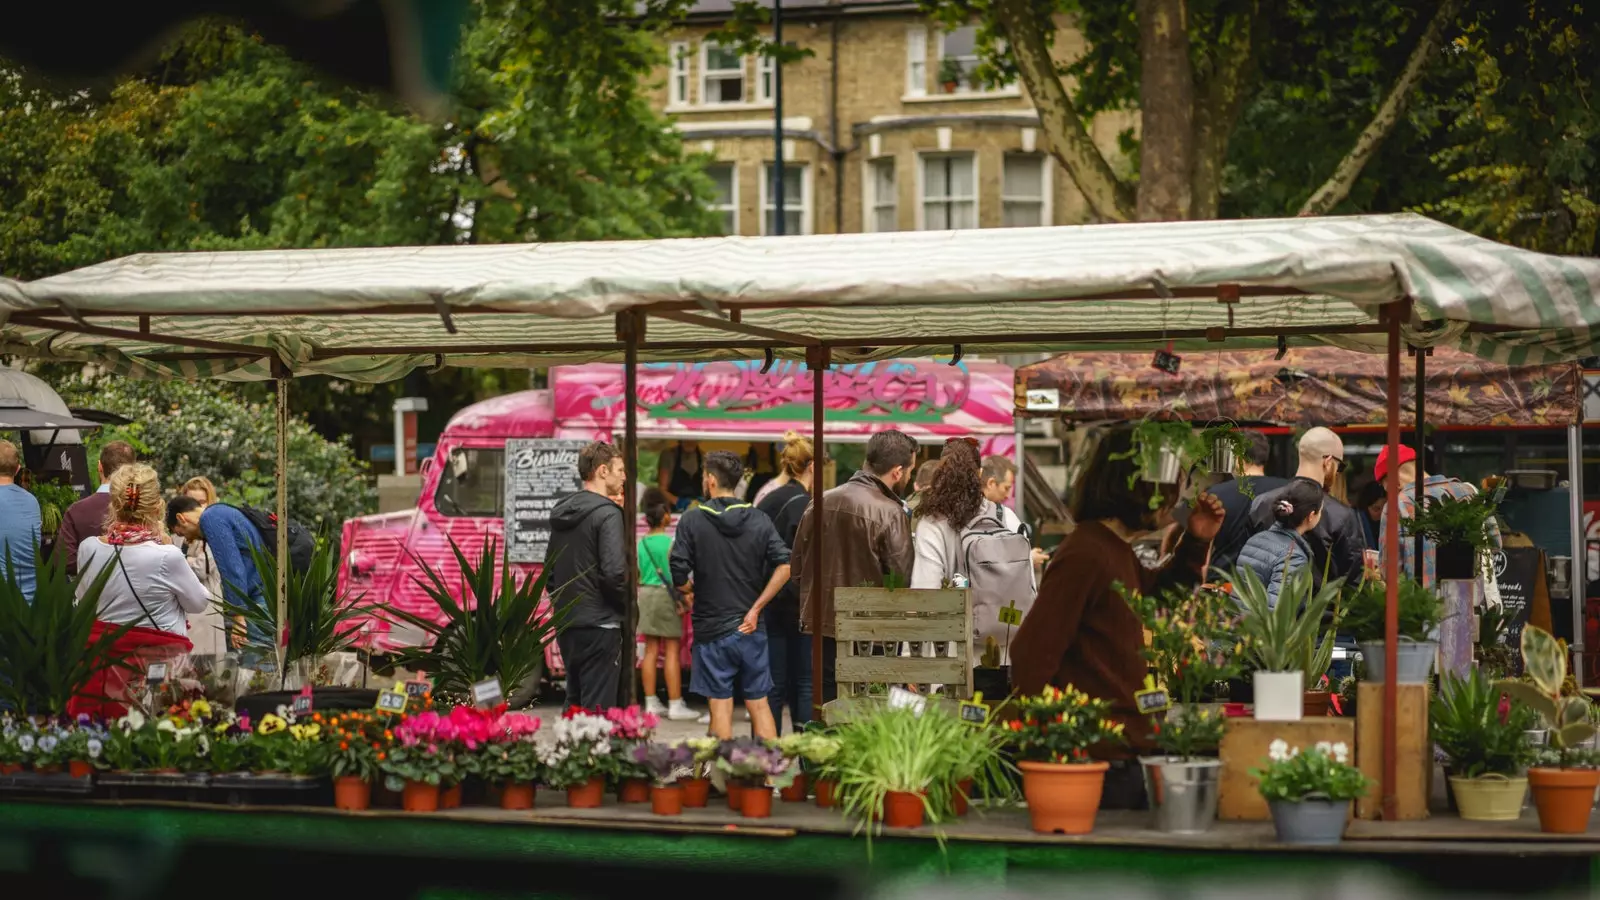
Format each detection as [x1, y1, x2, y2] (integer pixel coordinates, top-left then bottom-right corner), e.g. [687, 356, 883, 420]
[503, 439, 588, 564]
[1492, 547, 1539, 668]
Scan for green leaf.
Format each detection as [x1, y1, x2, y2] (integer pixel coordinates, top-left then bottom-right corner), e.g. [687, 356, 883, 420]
[1522, 625, 1567, 696]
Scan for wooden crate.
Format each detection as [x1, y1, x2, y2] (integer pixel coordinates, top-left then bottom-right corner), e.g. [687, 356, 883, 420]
[1356, 682, 1431, 821]
[1218, 716, 1357, 821]
[833, 587, 972, 699]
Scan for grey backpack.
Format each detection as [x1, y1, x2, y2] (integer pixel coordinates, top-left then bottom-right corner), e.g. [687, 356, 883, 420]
[957, 505, 1037, 664]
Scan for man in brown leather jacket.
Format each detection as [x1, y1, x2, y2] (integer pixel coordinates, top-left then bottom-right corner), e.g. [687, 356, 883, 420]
[790, 429, 917, 703]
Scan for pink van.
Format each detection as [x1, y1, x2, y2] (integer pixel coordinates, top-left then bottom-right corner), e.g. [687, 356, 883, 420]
[339, 359, 1016, 687]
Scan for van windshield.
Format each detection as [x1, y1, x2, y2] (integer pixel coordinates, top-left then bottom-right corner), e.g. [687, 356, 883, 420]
[435, 447, 505, 518]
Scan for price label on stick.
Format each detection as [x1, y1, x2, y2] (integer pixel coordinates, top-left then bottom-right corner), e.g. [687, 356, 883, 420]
[146, 662, 168, 686]
[1134, 674, 1171, 715]
[997, 605, 1023, 627]
[375, 684, 408, 714]
[292, 685, 314, 717]
[959, 692, 990, 726]
[472, 677, 504, 709]
[405, 677, 432, 698]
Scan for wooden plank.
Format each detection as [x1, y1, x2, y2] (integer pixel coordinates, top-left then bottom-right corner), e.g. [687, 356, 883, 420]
[835, 657, 968, 685]
[834, 587, 967, 615]
[1218, 716, 1357, 821]
[1356, 682, 1430, 821]
[834, 618, 967, 642]
[819, 695, 966, 725]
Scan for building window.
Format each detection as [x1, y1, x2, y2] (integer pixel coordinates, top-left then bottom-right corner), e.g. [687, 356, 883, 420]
[868, 158, 897, 232]
[1002, 153, 1047, 227]
[905, 26, 927, 96]
[701, 43, 745, 104]
[761, 163, 809, 235]
[669, 42, 690, 106]
[757, 51, 775, 102]
[938, 26, 980, 93]
[706, 163, 737, 235]
[921, 153, 976, 230]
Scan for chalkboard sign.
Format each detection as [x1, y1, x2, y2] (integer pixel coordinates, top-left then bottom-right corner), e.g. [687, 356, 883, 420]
[1492, 547, 1540, 669]
[503, 439, 588, 564]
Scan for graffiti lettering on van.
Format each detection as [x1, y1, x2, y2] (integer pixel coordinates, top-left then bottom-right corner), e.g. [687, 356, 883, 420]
[642, 360, 971, 423]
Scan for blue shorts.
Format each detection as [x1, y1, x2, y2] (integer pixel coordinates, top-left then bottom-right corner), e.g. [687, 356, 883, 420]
[690, 630, 772, 701]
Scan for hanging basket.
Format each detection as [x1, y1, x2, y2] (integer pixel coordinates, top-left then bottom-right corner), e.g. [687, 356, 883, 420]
[1148, 446, 1183, 485]
[1208, 440, 1236, 476]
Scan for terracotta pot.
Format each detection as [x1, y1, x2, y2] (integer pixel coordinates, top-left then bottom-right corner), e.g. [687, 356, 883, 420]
[952, 778, 974, 817]
[402, 781, 440, 812]
[32, 764, 63, 775]
[882, 790, 925, 828]
[568, 777, 605, 809]
[681, 776, 711, 808]
[440, 783, 462, 809]
[1528, 767, 1600, 834]
[0, 763, 20, 776]
[814, 778, 838, 809]
[500, 782, 536, 810]
[1302, 691, 1333, 718]
[651, 784, 683, 816]
[780, 773, 809, 803]
[619, 777, 650, 803]
[334, 776, 371, 811]
[726, 779, 747, 811]
[68, 761, 94, 779]
[741, 783, 773, 819]
[1019, 760, 1109, 835]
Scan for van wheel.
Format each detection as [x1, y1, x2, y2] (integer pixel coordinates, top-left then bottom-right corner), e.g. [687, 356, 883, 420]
[508, 659, 545, 709]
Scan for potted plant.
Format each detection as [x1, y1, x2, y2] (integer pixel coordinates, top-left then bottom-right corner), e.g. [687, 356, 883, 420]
[1296, 598, 1343, 717]
[0, 716, 26, 774]
[773, 731, 833, 802]
[830, 705, 969, 832]
[235, 538, 367, 690]
[0, 548, 128, 718]
[1499, 625, 1600, 833]
[1113, 420, 1209, 504]
[325, 711, 385, 811]
[1252, 739, 1368, 845]
[937, 710, 1014, 818]
[716, 738, 792, 819]
[382, 712, 463, 812]
[1004, 684, 1125, 835]
[681, 736, 719, 808]
[937, 57, 964, 93]
[1232, 566, 1341, 721]
[1404, 491, 1500, 580]
[1476, 605, 1519, 678]
[26, 721, 69, 774]
[1201, 423, 1256, 492]
[60, 716, 108, 779]
[633, 742, 695, 816]
[606, 705, 658, 803]
[1433, 668, 1536, 821]
[1342, 577, 1444, 683]
[536, 709, 616, 809]
[477, 714, 543, 811]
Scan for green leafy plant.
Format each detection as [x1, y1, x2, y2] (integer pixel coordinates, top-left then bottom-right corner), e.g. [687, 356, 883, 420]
[1124, 582, 1244, 758]
[27, 480, 81, 537]
[382, 538, 566, 706]
[1433, 668, 1537, 779]
[1231, 566, 1340, 672]
[1152, 705, 1226, 760]
[1252, 740, 1369, 803]
[831, 706, 978, 838]
[1404, 491, 1501, 554]
[937, 56, 966, 89]
[1201, 423, 1258, 497]
[1004, 684, 1125, 763]
[1297, 590, 1345, 690]
[228, 535, 365, 674]
[1476, 606, 1519, 678]
[0, 545, 130, 716]
[1112, 420, 1209, 507]
[1499, 625, 1597, 767]
[1341, 577, 1446, 643]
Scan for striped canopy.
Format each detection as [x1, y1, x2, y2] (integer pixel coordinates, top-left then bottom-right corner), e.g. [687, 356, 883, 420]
[5, 213, 1598, 381]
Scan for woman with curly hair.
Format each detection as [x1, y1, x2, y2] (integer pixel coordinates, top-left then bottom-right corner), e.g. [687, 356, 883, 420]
[911, 438, 987, 589]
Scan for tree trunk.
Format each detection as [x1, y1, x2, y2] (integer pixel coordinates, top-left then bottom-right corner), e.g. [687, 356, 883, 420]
[1190, 6, 1256, 220]
[1298, 0, 1462, 216]
[991, 0, 1134, 222]
[1136, 0, 1195, 221]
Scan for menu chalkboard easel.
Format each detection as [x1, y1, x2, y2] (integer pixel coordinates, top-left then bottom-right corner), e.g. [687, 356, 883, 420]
[502, 438, 588, 563]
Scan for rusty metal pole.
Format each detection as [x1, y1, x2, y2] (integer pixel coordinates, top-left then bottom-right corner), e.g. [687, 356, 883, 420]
[1383, 305, 1403, 820]
[1414, 345, 1427, 581]
[810, 344, 829, 710]
[621, 311, 641, 706]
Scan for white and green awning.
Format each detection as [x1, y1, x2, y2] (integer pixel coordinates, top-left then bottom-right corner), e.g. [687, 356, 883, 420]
[5, 213, 1599, 381]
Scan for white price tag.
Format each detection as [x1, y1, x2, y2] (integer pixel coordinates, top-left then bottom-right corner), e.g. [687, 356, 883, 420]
[146, 662, 169, 686]
[472, 677, 504, 708]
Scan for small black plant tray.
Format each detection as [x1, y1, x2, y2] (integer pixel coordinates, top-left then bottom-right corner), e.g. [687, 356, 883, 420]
[210, 773, 325, 807]
[97, 771, 212, 803]
[0, 771, 94, 796]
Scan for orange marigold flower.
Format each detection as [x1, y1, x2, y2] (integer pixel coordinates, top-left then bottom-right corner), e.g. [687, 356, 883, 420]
[376, 752, 387, 761]
[340, 741, 350, 751]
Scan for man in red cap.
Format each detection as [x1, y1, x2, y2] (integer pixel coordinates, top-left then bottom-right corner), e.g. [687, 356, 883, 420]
[1376, 444, 1501, 583]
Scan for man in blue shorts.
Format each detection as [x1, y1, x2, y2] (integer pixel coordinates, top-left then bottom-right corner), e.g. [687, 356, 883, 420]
[670, 450, 791, 740]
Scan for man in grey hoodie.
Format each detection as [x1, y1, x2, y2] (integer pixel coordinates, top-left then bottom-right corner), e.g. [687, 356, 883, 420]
[547, 441, 629, 710]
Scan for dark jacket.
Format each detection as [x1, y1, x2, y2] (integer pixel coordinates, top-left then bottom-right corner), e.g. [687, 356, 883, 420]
[1236, 523, 1312, 609]
[790, 470, 914, 637]
[669, 496, 791, 645]
[1248, 477, 1365, 587]
[547, 490, 628, 630]
[756, 481, 810, 627]
[56, 491, 111, 576]
[1195, 474, 1288, 577]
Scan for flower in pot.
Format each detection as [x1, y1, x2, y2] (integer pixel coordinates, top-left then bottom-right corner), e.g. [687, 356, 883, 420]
[1252, 740, 1368, 845]
[1341, 577, 1444, 684]
[535, 710, 615, 809]
[1403, 490, 1500, 580]
[27, 722, 69, 774]
[1498, 625, 1600, 834]
[0, 716, 27, 774]
[1233, 565, 1341, 721]
[1003, 684, 1124, 835]
[681, 736, 720, 808]
[326, 711, 386, 811]
[937, 57, 965, 93]
[633, 742, 695, 816]
[716, 738, 793, 819]
[773, 730, 838, 802]
[60, 716, 108, 778]
[381, 712, 466, 812]
[607, 705, 659, 803]
[1433, 668, 1537, 821]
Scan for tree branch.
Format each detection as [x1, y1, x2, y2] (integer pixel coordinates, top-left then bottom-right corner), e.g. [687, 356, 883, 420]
[991, 0, 1135, 222]
[1297, 0, 1462, 217]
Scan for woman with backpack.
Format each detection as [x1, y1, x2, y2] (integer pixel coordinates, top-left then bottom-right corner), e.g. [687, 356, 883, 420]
[911, 438, 987, 590]
[637, 488, 698, 721]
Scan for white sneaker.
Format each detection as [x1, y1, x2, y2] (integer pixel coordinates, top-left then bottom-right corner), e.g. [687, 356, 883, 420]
[667, 699, 699, 721]
[697, 712, 711, 725]
[644, 696, 667, 716]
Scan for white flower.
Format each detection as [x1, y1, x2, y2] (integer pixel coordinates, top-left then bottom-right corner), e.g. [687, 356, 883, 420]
[120, 710, 146, 733]
[37, 735, 58, 753]
[1268, 739, 1289, 762]
[157, 719, 177, 734]
[17, 734, 34, 754]
[1314, 741, 1333, 756]
[1331, 742, 1350, 764]
[87, 739, 103, 759]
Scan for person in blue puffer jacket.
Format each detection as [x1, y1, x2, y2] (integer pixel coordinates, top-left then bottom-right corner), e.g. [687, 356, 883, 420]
[1235, 479, 1324, 609]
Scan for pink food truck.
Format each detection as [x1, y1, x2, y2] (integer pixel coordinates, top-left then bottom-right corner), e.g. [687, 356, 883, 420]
[339, 358, 1015, 686]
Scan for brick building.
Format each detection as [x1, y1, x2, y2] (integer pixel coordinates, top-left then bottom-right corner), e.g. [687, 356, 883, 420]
[651, 0, 1134, 236]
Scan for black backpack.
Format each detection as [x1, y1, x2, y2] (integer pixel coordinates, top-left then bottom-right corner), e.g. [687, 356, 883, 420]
[233, 505, 317, 574]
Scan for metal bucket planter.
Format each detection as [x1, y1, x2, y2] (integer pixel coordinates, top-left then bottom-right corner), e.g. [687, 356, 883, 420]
[1268, 798, 1351, 846]
[1208, 440, 1236, 476]
[1450, 774, 1527, 822]
[1356, 638, 1437, 684]
[1148, 446, 1183, 484]
[1140, 756, 1222, 834]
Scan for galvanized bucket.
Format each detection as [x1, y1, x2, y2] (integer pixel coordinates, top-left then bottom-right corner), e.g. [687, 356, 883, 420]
[1140, 756, 1222, 834]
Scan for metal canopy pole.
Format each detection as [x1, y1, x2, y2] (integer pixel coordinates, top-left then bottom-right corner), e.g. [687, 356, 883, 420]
[772, 0, 785, 236]
[1414, 346, 1427, 580]
[1569, 423, 1586, 686]
[809, 344, 828, 710]
[620, 312, 641, 706]
[273, 362, 290, 683]
[1381, 306, 1403, 820]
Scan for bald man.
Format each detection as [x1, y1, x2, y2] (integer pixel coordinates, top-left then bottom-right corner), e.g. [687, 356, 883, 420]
[1247, 427, 1366, 586]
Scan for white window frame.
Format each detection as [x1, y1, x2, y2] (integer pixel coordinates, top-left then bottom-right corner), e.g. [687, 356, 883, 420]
[705, 161, 739, 235]
[700, 41, 746, 106]
[933, 25, 1019, 97]
[669, 41, 691, 107]
[1001, 152, 1052, 227]
[905, 26, 928, 98]
[759, 161, 812, 236]
[864, 157, 898, 233]
[916, 152, 978, 231]
[756, 45, 776, 103]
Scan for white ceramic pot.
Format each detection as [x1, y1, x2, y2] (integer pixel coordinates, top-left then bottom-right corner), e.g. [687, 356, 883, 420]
[1253, 670, 1304, 722]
